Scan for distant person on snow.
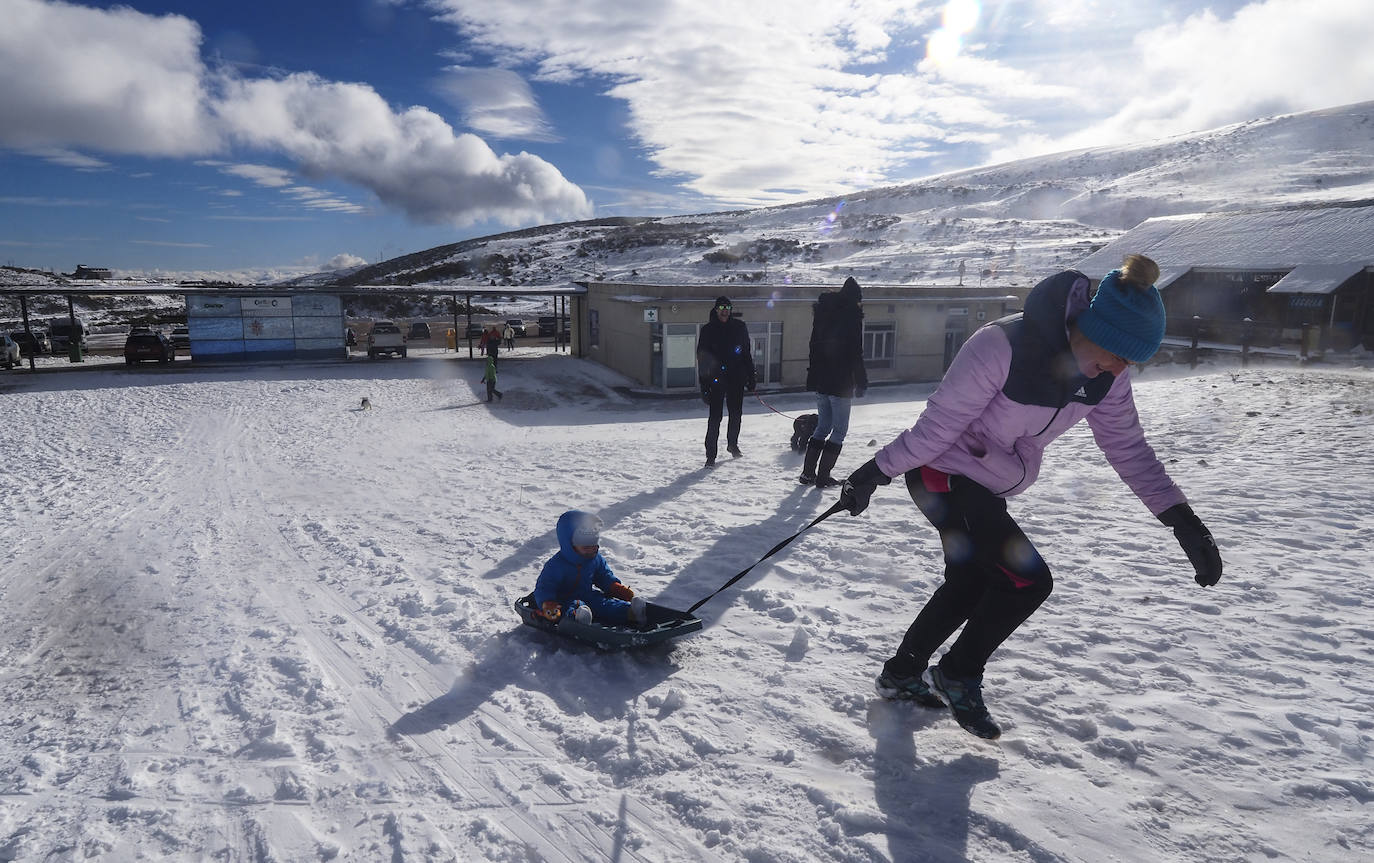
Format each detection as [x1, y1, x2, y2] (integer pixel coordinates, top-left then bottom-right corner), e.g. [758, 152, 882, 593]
[503, 323, 516, 351]
[800, 276, 868, 488]
[533, 511, 647, 626]
[840, 254, 1223, 740]
[696, 296, 756, 467]
[481, 355, 503, 402]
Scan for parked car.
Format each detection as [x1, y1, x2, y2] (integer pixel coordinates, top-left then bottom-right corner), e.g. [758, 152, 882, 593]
[367, 320, 407, 359]
[49, 317, 89, 352]
[537, 316, 559, 337]
[2, 333, 20, 369]
[9, 329, 50, 356]
[505, 319, 527, 338]
[124, 328, 175, 364]
[408, 321, 432, 340]
[170, 326, 191, 350]
[464, 322, 485, 339]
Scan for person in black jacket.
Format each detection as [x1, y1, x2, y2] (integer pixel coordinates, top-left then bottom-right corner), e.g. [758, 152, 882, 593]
[696, 296, 756, 466]
[800, 277, 868, 486]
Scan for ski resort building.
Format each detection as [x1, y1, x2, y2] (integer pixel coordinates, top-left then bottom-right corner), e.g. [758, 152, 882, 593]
[572, 281, 1020, 391]
[1073, 204, 1374, 354]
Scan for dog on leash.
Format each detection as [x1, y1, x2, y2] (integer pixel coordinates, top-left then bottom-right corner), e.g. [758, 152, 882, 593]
[790, 413, 819, 452]
[360, 397, 372, 410]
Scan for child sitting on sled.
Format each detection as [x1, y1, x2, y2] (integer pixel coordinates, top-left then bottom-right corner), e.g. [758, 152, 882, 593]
[533, 510, 647, 626]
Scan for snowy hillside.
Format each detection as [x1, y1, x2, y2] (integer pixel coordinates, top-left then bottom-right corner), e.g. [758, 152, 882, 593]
[1, 354, 1370, 862]
[310, 100, 1374, 292]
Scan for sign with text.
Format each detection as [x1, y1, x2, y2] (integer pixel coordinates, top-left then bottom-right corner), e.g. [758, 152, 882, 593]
[243, 296, 292, 316]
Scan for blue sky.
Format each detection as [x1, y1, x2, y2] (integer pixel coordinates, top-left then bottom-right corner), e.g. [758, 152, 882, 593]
[1, 0, 1370, 279]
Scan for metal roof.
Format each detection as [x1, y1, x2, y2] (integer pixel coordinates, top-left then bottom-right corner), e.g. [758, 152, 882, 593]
[1074, 204, 1374, 276]
[1266, 262, 1369, 294]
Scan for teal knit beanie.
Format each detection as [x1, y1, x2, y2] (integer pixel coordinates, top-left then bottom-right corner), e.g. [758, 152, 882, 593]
[1076, 270, 1166, 363]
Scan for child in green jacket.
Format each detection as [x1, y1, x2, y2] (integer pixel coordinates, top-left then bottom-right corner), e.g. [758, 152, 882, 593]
[482, 356, 503, 402]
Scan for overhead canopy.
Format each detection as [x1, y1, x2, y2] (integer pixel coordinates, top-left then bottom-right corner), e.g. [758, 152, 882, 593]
[1265, 262, 1368, 294]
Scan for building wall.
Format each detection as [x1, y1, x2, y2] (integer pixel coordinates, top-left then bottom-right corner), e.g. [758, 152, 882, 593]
[580, 282, 1019, 389]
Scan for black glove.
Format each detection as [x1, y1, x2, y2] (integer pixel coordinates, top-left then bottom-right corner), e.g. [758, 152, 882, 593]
[699, 378, 712, 404]
[839, 458, 891, 516]
[854, 386, 866, 399]
[746, 373, 757, 392]
[1158, 503, 1222, 587]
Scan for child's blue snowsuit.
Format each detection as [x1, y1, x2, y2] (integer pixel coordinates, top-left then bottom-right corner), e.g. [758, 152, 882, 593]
[532, 510, 633, 625]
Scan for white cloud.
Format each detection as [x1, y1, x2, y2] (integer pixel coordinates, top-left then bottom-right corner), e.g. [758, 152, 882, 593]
[23, 147, 111, 170]
[0, 0, 591, 228]
[220, 163, 294, 188]
[325, 253, 368, 270]
[0, 0, 216, 156]
[428, 0, 1373, 203]
[433, 65, 557, 141]
[990, 0, 1374, 162]
[217, 72, 591, 226]
[422, 0, 1078, 204]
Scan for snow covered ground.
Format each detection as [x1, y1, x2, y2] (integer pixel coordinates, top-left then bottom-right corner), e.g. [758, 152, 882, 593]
[0, 353, 1370, 862]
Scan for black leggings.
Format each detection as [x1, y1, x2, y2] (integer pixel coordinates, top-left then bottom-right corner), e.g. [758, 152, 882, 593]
[888, 467, 1053, 679]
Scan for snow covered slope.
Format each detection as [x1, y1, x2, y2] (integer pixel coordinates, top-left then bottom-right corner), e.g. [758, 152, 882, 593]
[1, 355, 1370, 861]
[312, 100, 1374, 292]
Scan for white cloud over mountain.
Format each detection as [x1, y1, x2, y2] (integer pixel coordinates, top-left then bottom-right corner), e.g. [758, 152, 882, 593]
[428, 0, 1374, 203]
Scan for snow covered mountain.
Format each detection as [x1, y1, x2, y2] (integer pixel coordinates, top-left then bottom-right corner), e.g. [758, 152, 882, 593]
[296, 100, 1374, 292]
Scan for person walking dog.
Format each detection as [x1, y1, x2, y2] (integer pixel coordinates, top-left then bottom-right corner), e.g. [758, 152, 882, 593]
[800, 276, 868, 487]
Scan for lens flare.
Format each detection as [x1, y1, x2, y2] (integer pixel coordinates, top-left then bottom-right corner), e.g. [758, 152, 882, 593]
[926, 0, 980, 64]
[945, 0, 980, 32]
[818, 200, 846, 234]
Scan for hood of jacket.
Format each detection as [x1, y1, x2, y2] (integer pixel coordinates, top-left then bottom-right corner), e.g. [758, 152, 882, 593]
[996, 269, 1112, 407]
[814, 290, 859, 318]
[555, 510, 598, 566]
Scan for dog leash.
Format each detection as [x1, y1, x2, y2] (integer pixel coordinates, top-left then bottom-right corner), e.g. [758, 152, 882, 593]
[753, 391, 798, 420]
[681, 499, 848, 618]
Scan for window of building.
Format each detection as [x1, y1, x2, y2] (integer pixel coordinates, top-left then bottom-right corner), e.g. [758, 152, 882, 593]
[863, 320, 895, 369]
[746, 320, 783, 384]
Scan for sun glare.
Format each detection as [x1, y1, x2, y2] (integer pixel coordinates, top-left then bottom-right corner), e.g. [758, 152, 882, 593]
[927, 0, 981, 64]
[945, 0, 981, 33]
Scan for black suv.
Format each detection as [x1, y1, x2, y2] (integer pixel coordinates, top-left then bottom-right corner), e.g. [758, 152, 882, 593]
[9, 329, 50, 356]
[124, 329, 175, 364]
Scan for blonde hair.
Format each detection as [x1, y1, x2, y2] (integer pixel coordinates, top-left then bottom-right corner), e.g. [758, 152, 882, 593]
[1119, 254, 1160, 289]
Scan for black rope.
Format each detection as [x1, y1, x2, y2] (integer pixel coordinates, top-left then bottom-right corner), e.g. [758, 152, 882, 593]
[683, 499, 848, 617]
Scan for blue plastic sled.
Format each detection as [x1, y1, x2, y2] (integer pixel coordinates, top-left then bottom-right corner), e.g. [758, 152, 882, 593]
[515, 593, 702, 650]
